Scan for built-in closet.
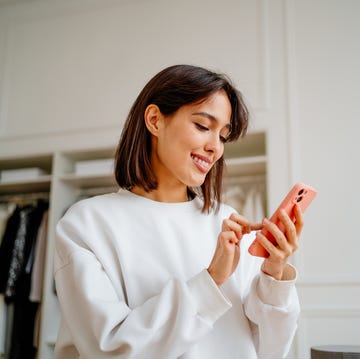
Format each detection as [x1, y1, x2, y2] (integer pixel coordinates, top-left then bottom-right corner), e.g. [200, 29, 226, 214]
[0, 131, 266, 359]
[0, 155, 52, 359]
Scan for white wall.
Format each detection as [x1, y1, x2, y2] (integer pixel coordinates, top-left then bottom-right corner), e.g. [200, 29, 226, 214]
[0, 0, 359, 358]
[0, 0, 280, 154]
[289, 0, 360, 356]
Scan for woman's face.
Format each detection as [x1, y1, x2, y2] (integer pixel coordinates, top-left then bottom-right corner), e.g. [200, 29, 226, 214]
[150, 90, 232, 191]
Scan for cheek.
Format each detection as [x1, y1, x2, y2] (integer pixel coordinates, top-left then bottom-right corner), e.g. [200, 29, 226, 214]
[158, 134, 188, 165]
[214, 143, 225, 162]
[166, 128, 195, 151]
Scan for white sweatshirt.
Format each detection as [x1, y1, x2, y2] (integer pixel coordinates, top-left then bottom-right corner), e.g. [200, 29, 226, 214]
[54, 189, 300, 359]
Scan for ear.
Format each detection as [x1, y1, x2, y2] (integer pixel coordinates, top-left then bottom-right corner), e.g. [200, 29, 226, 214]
[144, 104, 163, 137]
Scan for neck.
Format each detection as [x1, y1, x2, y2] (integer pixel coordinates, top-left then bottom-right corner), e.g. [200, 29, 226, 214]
[131, 184, 190, 203]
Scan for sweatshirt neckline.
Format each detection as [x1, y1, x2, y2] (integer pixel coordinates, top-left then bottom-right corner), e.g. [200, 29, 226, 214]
[116, 189, 202, 211]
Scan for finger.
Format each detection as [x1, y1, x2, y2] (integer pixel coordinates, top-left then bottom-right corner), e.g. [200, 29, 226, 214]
[219, 230, 240, 247]
[222, 218, 243, 240]
[229, 213, 263, 232]
[255, 231, 282, 257]
[208, 231, 241, 286]
[262, 218, 290, 252]
[278, 209, 297, 248]
[293, 204, 304, 236]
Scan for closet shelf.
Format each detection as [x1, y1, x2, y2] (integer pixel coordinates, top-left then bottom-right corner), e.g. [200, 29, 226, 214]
[0, 175, 52, 194]
[225, 155, 266, 177]
[59, 173, 117, 188]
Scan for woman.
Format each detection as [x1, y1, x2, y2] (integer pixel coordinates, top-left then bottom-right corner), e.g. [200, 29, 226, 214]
[54, 64, 302, 358]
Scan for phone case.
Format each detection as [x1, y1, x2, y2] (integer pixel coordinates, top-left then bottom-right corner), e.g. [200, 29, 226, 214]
[248, 182, 317, 258]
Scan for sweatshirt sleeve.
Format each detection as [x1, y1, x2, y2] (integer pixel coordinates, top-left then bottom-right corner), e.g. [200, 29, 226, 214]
[243, 266, 300, 359]
[54, 209, 231, 358]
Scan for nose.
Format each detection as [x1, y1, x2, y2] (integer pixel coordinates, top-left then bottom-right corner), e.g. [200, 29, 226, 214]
[204, 134, 224, 158]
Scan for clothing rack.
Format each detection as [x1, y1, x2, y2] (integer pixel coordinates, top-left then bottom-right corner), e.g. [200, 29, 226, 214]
[223, 174, 267, 220]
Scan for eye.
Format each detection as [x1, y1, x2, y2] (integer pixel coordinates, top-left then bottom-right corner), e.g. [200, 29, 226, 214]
[195, 123, 209, 131]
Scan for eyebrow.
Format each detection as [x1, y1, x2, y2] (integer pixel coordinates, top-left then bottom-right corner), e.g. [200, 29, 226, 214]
[191, 112, 231, 129]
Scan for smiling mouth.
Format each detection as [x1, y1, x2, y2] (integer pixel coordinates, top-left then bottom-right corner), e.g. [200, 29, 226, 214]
[191, 155, 211, 172]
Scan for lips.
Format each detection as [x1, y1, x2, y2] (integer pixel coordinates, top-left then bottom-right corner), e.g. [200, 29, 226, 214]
[191, 154, 211, 173]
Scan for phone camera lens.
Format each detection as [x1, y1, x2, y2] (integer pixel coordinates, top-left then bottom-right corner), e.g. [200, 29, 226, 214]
[298, 189, 304, 195]
[296, 196, 303, 202]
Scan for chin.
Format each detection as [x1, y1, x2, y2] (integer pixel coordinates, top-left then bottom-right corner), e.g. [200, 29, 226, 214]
[186, 177, 206, 188]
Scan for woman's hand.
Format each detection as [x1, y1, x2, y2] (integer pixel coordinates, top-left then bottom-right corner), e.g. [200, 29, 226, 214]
[207, 213, 262, 286]
[257, 204, 304, 280]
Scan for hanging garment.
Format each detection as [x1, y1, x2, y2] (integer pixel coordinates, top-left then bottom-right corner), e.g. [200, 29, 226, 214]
[8, 271, 38, 359]
[29, 210, 49, 350]
[0, 204, 15, 244]
[4, 200, 48, 303]
[29, 210, 48, 303]
[223, 185, 245, 214]
[0, 204, 17, 356]
[0, 199, 48, 359]
[223, 177, 266, 221]
[242, 185, 266, 222]
[0, 207, 21, 294]
[5, 205, 38, 301]
[8, 201, 48, 359]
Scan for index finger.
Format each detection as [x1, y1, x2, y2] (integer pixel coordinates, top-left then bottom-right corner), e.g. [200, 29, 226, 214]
[229, 213, 263, 233]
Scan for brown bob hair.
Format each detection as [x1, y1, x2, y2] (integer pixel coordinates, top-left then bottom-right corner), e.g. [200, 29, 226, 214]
[114, 64, 249, 212]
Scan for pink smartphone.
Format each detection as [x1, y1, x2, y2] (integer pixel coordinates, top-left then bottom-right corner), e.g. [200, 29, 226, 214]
[248, 182, 317, 258]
